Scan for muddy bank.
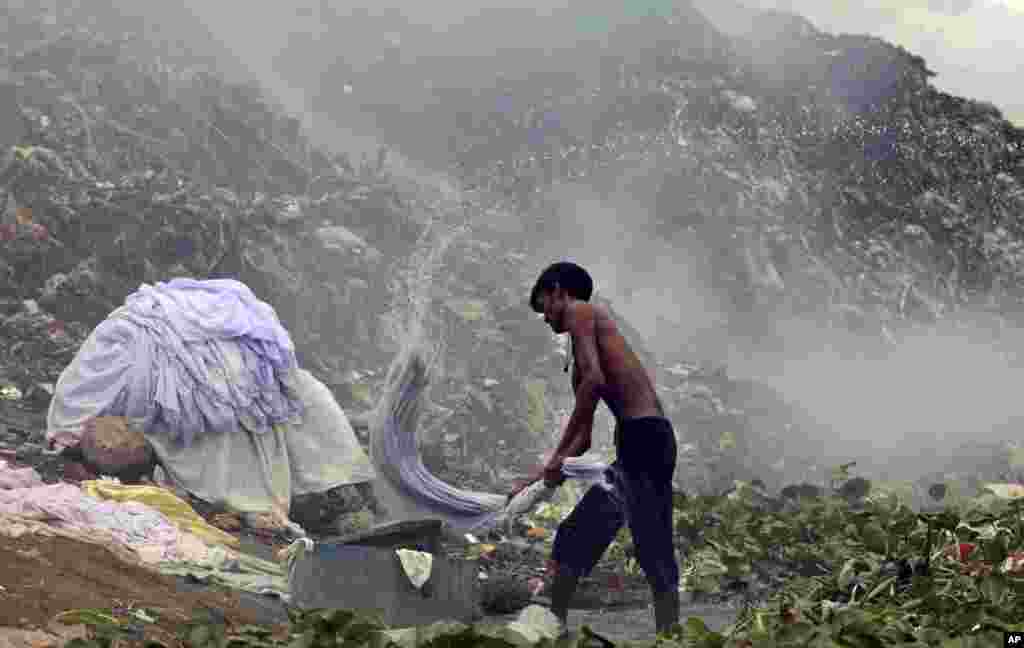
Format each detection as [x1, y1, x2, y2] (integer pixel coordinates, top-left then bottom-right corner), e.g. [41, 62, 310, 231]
[0, 530, 283, 634]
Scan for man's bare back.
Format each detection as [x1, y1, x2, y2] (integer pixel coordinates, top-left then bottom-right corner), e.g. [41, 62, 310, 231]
[569, 302, 664, 423]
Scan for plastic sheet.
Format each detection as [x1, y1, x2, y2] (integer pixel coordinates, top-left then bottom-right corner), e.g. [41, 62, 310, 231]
[148, 367, 375, 519]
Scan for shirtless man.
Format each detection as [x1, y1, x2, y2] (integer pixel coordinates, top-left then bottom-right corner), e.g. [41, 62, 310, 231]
[510, 261, 680, 634]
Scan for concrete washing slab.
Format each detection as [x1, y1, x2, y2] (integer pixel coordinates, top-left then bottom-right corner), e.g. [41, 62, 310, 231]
[289, 542, 482, 627]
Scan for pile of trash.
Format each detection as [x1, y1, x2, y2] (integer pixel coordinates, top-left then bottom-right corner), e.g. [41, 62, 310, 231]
[214, 0, 1024, 500]
[293, 0, 1024, 342]
[0, 298, 88, 408]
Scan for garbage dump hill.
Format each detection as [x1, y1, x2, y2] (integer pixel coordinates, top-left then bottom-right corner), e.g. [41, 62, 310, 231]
[0, 0, 837, 498]
[287, 0, 1024, 337]
[4, 0, 1024, 495]
[270, 0, 1024, 481]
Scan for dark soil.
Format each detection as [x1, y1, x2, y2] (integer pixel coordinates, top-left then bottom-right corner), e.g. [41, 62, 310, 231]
[0, 531, 286, 638]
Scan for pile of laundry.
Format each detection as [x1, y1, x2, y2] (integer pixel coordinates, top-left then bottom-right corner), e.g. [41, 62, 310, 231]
[46, 277, 304, 451]
[0, 458, 290, 598]
[45, 278, 377, 538]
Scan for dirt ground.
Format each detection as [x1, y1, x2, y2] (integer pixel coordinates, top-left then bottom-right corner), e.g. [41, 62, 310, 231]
[493, 601, 739, 644]
[0, 531, 285, 641]
[565, 603, 738, 644]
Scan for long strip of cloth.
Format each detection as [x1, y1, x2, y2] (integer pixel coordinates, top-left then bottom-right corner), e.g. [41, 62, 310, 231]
[370, 347, 610, 533]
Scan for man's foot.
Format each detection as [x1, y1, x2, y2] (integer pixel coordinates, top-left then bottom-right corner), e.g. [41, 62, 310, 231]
[653, 588, 680, 635]
[557, 620, 570, 640]
[549, 564, 580, 636]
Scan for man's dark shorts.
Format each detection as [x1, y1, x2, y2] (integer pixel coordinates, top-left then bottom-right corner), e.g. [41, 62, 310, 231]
[551, 416, 679, 593]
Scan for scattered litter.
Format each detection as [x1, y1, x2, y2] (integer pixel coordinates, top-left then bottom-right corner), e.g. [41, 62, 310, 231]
[395, 549, 433, 589]
[983, 483, 1024, 499]
[502, 605, 562, 644]
[527, 577, 545, 596]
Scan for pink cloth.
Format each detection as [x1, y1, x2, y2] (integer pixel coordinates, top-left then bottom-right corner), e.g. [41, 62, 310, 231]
[0, 460, 45, 489]
[0, 462, 183, 561]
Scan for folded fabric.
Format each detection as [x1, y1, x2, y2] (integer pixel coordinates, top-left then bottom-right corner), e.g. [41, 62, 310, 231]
[158, 547, 290, 599]
[561, 455, 614, 491]
[81, 481, 240, 548]
[0, 480, 182, 561]
[0, 459, 45, 489]
[47, 278, 303, 450]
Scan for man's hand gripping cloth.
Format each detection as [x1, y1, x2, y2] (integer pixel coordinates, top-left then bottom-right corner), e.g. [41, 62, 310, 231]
[46, 278, 303, 450]
[369, 346, 611, 533]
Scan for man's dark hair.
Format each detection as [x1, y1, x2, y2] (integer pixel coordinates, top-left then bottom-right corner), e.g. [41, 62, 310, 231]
[530, 262, 594, 312]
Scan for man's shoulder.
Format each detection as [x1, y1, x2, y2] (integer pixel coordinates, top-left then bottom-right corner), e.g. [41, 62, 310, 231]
[566, 301, 609, 325]
[567, 302, 617, 339]
[569, 300, 610, 317]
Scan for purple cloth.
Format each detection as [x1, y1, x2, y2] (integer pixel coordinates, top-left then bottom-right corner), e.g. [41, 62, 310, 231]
[371, 347, 611, 533]
[47, 279, 303, 449]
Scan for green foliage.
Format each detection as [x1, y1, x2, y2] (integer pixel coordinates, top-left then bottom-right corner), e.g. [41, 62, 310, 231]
[287, 609, 389, 648]
[59, 487, 1024, 648]
[671, 487, 1024, 645]
[58, 607, 164, 648]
